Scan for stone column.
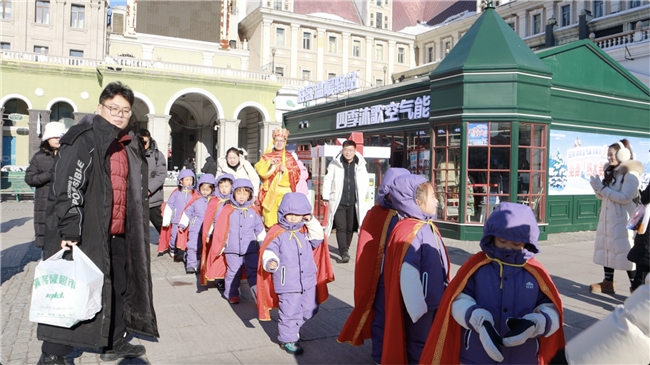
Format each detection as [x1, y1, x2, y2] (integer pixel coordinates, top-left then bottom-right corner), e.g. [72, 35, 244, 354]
[147, 114, 171, 169]
[290, 23, 300, 78]
[342, 32, 350, 74]
[28, 110, 51, 158]
[73, 112, 93, 124]
[365, 36, 374, 87]
[216, 119, 241, 158]
[262, 20, 272, 71]
[316, 28, 326, 81]
[258, 120, 282, 155]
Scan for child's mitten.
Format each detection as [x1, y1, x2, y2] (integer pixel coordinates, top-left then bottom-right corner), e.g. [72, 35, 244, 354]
[502, 317, 539, 347]
[480, 320, 504, 362]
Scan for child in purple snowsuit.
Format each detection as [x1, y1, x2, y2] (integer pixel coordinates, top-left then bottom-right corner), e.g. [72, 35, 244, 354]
[261, 193, 325, 355]
[386, 174, 449, 364]
[223, 179, 266, 303]
[206, 174, 235, 241]
[450, 202, 562, 364]
[162, 169, 196, 256]
[179, 173, 215, 274]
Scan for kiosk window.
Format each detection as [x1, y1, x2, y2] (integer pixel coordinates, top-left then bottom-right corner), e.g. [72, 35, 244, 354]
[517, 123, 547, 222]
[433, 124, 463, 221]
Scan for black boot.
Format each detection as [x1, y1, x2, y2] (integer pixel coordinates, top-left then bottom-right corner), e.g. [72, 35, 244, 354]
[37, 353, 69, 365]
[99, 335, 146, 361]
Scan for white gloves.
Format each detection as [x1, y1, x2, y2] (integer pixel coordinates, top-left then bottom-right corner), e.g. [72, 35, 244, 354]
[589, 175, 604, 191]
[452, 294, 504, 362]
[502, 315, 544, 347]
[503, 303, 560, 347]
[471, 308, 505, 362]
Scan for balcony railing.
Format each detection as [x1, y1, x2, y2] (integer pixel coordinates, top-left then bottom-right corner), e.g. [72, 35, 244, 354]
[592, 26, 649, 50]
[1, 51, 102, 67]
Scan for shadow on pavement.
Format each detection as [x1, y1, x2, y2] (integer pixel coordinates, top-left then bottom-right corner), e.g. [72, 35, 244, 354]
[1, 216, 33, 233]
[1, 241, 41, 284]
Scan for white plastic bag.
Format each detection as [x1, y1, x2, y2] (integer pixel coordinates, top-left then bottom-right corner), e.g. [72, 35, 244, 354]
[29, 246, 104, 328]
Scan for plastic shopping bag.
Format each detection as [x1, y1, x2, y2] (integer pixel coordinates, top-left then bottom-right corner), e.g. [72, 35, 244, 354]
[627, 204, 650, 234]
[29, 246, 104, 328]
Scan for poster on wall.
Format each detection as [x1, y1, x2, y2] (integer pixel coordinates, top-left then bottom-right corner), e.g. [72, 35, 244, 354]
[548, 130, 650, 195]
[467, 123, 488, 146]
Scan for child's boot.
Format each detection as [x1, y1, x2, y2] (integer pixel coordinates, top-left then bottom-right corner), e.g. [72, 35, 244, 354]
[280, 342, 304, 355]
[228, 296, 240, 304]
[590, 280, 615, 294]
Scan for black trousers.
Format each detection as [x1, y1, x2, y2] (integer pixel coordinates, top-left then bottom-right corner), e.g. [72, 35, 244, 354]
[42, 235, 127, 355]
[334, 204, 356, 255]
[150, 205, 163, 234]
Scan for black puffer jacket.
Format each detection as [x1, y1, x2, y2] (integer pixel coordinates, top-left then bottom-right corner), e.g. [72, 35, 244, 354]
[628, 184, 650, 269]
[37, 114, 158, 349]
[24, 147, 57, 247]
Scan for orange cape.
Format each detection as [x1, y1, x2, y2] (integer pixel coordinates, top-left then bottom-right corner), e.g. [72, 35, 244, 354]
[199, 197, 228, 286]
[338, 206, 397, 346]
[419, 252, 565, 365]
[256, 149, 300, 210]
[382, 218, 450, 365]
[256, 224, 335, 321]
[157, 189, 199, 253]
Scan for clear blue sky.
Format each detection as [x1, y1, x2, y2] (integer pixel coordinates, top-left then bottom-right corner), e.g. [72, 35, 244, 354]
[110, 0, 127, 7]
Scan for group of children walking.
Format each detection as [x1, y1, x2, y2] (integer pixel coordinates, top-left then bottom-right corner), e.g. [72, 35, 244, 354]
[157, 169, 333, 355]
[339, 168, 565, 364]
[156, 166, 565, 363]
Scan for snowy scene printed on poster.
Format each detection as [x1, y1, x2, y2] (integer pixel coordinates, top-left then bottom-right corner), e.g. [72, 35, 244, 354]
[549, 130, 650, 195]
[467, 123, 488, 146]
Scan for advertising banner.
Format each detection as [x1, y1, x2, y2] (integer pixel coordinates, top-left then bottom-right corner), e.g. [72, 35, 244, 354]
[548, 130, 650, 195]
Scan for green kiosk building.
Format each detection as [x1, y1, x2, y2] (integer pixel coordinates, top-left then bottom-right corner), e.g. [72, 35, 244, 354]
[284, 4, 650, 240]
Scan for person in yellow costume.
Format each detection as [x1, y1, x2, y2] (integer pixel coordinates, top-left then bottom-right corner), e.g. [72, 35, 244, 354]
[255, 128, 301, 228]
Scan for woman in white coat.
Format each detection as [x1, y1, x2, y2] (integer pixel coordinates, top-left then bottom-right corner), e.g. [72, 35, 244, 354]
[589, 139, 643, 294]
[216, 147, 261, 200]
[322, 140, 369, 263]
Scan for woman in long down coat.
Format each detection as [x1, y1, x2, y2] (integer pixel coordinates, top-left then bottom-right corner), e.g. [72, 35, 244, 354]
[25, 122, 66, 248]
[589, 139, 643, 294]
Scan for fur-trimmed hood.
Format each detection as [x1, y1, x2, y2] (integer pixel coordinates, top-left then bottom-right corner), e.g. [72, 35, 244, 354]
[613, 159, 644, 177]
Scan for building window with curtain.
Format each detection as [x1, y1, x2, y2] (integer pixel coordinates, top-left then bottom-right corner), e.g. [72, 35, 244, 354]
[35, 0, 49, 24]
[302, 32, 311, 50]
[427, 46, 433, 63]
[71, 4, 84, 29]
[375, 43, 383, 61]
[275, 27, 285, 47]
[353, 39, 361, 57]
[1, 0, 11, 19]
[376, 12, 382, 28]
[302, 69, 311, 80]
[34, 45, 49, 54]
[593, 0, 603, 17]
[532, 13, 541, 34]
[629, 0, 642, 9]
[561, 5, 570, 26]
[397, 47, 405, 63]
[69, 49, 83, 57]
[328, 35, 337, 53]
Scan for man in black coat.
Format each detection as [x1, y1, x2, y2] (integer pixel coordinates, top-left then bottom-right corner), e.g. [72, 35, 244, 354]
[37, 82, 158, 365]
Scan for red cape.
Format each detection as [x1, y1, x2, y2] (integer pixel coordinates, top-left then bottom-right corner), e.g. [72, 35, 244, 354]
[199, 198, 228, 286]
[338, 206, 397, 345]
[256, 224, 335, 321]
[419, 252, 565, 365]
[175, 193, 203, 251]
[205, 204, 235, 281]
[382, 218, 450, 365]
[158, 201, 171, 253]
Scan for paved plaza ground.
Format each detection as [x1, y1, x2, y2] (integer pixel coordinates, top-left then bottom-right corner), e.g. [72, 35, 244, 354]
[1, 200, 632, 364]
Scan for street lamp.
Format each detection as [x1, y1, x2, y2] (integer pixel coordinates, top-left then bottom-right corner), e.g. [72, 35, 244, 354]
[271, 48, 276, 74]
[383, 65, 387, 85]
